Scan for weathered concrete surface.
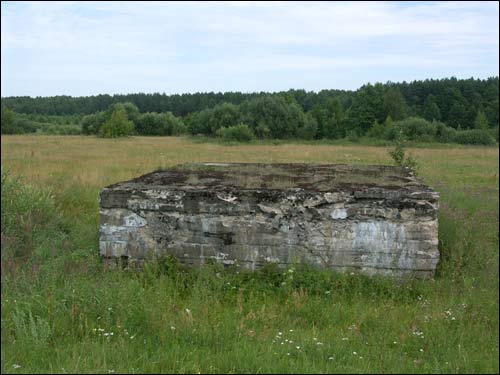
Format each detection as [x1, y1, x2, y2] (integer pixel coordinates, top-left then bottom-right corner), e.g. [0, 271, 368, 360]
[99, 163, 440, 278]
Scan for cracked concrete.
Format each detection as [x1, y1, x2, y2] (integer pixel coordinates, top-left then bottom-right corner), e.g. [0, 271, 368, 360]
[99, 163, 440, 278]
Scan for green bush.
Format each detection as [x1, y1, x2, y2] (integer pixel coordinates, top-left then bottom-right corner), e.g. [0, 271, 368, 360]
[394, 117, 437, 141]
[453, 129, 496, 145]
[216, 123, 255, 142]
[388, 141, 419, 175]
[81, 111, 106, 135]
[366, 120, 386, 138]
[100, 108, 134, 138]
[1, 107, 17, 134]
[345, 129, 360, 142]
[296, 113, 318, 140]
[435, 121, 457, 143]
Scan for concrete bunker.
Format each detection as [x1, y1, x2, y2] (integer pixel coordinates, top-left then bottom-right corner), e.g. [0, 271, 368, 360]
[99, 163, 440, 278]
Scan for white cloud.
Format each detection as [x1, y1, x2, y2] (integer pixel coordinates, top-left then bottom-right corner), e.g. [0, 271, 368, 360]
[1, 1, 498, 96]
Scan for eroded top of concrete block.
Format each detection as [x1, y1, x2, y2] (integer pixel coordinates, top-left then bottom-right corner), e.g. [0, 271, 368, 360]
[105, 162, 433, 192]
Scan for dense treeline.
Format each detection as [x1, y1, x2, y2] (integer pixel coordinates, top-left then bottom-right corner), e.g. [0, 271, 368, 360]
[1, 77, 498, 144]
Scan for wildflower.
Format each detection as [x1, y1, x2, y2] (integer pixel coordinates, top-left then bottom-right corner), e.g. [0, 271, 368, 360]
[325, 290, 331, 295]
[352, 351, 357, 355]
[296, 346, 300, 350]
[278, 332, 282, 336]
[328, 356, 334, 360]
[316, 342, 323, 346]
[289, 329, 294, 332]
[170, 326, 176, 330]
[313, 337, 317, 341]
[342, 337, 348, 341]
[393, 341, 397, 344]
[12, 364, 21, 369]
[419, 348, 424, 352]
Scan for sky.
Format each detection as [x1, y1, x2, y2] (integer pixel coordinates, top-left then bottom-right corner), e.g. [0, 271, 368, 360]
[1, 1, 499, 97]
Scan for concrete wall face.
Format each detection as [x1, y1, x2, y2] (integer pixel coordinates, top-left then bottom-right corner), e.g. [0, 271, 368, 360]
[99, 164, 439, 278]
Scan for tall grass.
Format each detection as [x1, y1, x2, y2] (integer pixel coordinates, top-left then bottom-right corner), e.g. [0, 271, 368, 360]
[1, 136, 498, 373]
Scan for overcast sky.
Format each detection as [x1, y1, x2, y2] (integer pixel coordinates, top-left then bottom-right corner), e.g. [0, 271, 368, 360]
[1, 1, 499, 97]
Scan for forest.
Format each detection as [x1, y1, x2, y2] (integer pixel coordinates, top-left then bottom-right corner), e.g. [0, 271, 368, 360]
[1, 76, 498, 145]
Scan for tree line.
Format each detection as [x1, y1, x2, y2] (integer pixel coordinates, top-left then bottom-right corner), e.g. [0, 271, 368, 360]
[1, 76, 498, 144]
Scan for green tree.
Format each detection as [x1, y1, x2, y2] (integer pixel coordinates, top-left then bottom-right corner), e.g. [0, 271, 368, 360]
[1, 107, 16, 134]
[297, 113, 318, 140]
[100, 108, 134, 138]
[474, 110, 489, 130]
[422, 95, 441, 121]
[344, 83, 385, 135]
[447, 102, 467, 129]
[240, 96, 305, 139]
[322, 98, 345, 139]
[383, 87, 408, 121]
[208, 103, 240, 133]
[81, 111, 106, 135]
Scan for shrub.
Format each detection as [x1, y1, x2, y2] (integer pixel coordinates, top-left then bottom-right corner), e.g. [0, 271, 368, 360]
[100, 108, 134, 138]
[453, 129, 496, 145]
[394, 117, 437, 142]
[1, 107, 17, 134]
[216, 124, 255, 142]
[240, 95, 304, 139]
[435, 121, 457, 143]
[366, 120, 386, 138]
[383, 122, 403, 141]
[297, 113, 318, 140]
[345, 129, 360, 142]
[81, 112, 106, 135]
[388, 141, 419, 175]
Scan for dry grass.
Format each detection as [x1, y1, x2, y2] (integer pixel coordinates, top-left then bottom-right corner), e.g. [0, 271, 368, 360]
[2, 135, 497, 191]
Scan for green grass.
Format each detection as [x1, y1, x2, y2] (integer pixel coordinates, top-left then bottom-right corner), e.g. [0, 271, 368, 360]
[1, 135, 498, 373]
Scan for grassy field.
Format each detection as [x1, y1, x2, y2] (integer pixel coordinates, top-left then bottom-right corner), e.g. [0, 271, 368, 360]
[1, 135, 499, 374]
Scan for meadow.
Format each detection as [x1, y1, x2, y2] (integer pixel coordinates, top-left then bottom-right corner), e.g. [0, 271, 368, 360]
[1, 135, 499, 374]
